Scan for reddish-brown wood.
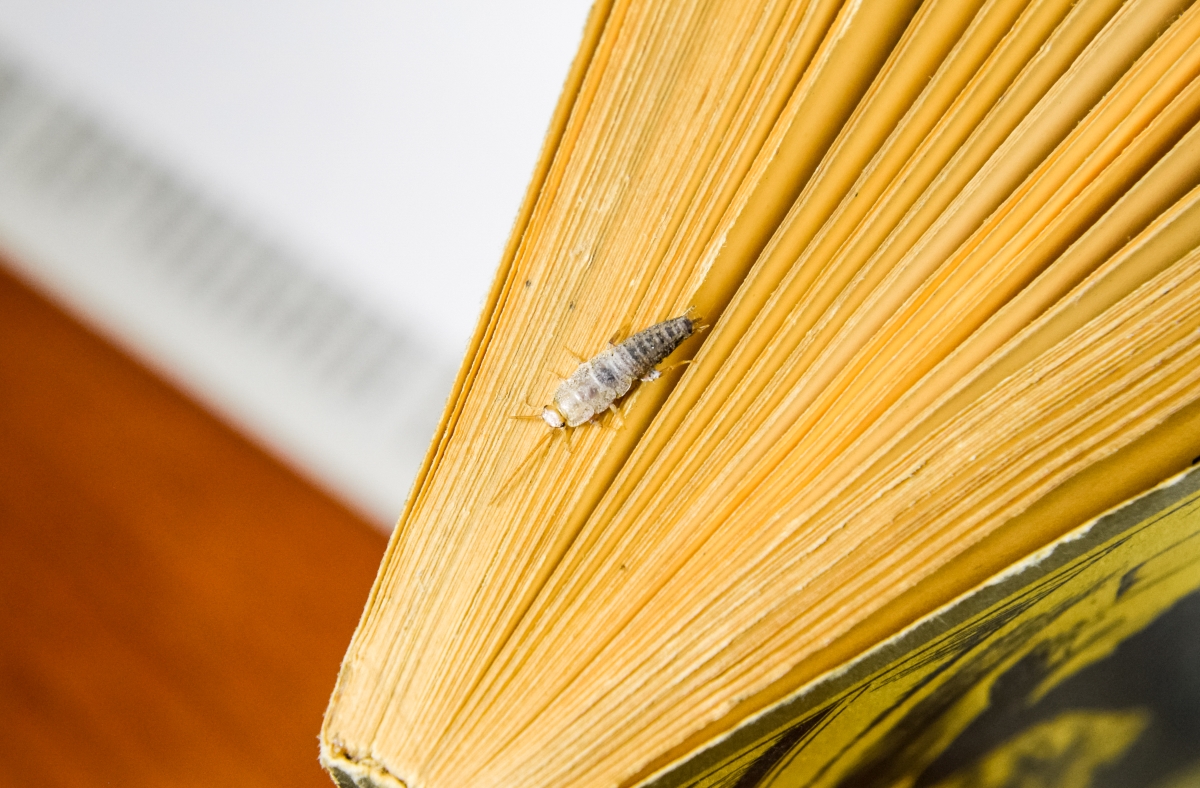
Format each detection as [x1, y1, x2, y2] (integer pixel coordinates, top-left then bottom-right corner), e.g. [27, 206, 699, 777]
[0, 263, 389, 788]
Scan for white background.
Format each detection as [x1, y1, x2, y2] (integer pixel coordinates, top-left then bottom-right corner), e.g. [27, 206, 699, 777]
[0, 0, 593, 358]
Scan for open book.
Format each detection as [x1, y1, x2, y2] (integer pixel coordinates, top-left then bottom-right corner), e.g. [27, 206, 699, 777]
[320, 0, 1200, 785]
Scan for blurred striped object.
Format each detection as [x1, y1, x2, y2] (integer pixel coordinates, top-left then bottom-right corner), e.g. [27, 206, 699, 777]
[0, 54, 457, 527]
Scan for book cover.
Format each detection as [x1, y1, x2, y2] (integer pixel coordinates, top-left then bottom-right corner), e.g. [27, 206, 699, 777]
[650, 465, 1200, 788]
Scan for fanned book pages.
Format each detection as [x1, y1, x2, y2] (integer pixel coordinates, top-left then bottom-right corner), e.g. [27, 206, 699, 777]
[320, 0, 1200, 786]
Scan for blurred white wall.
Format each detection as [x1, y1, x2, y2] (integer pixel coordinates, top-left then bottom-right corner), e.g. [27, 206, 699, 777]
[0, 0, 593, 526]
[0, 0, 592, 357]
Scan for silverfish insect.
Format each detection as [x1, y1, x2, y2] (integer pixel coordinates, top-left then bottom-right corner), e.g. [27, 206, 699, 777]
[540, 314, 695, 429]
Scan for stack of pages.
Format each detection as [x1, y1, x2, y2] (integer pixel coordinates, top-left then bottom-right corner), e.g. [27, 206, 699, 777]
[321, 0, 1200, 785]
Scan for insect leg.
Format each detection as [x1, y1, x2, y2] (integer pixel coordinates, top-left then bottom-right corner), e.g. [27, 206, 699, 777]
[605, 403, 626, 430]
[654, 358, 694, 377]
[599, 313, 636, 347]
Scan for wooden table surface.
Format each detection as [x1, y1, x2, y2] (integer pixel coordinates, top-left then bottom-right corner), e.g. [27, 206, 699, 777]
[0, 262, 390, 788]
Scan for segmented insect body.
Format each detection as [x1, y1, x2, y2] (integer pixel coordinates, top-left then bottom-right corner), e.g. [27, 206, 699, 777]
[540, 315, 694, 429]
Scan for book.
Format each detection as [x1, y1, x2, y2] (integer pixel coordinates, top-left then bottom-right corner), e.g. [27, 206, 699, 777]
[320, 0, 1200, 785]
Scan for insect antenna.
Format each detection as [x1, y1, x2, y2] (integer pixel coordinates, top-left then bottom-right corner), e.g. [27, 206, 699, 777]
[488, 428, 560, 506]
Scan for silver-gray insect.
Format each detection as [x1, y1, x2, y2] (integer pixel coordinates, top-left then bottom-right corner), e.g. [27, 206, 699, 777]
[540, 314, 695, 429]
